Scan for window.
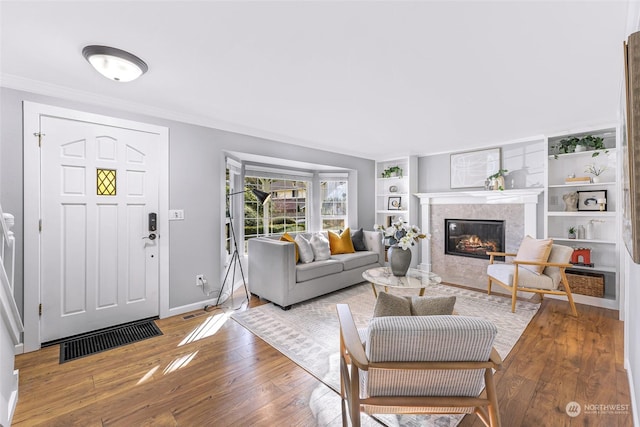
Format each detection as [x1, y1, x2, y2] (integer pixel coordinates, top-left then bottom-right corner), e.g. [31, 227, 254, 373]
[321, 179, 347, 231]
[234, 160, 353, 253]
[244, 177, 308, 244]
[97, 169, 116, 195]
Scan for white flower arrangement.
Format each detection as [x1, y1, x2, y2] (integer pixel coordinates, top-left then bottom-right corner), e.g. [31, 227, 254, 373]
[374, 218, 428, 250]
[584, 163, 607, 177]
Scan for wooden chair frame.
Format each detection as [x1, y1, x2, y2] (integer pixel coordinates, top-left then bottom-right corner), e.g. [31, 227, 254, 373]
[487, 251, 578, 316]
[336, 304, 502, 427]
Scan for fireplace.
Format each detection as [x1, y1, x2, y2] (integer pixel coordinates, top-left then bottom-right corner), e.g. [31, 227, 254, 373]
[445, 219, 505, 260]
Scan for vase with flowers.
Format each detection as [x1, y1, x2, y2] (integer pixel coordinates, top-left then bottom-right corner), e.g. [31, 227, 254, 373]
[374, 219, 428, 276]
[584, 163, 607, 183]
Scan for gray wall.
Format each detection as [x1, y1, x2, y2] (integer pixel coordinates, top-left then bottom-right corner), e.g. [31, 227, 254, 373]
[418, 139, 546, 192]
[417, 139, 546, 236]
[0, 87, 375, 315]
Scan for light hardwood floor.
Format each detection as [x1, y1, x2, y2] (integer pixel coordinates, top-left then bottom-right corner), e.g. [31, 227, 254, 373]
[13, 288, 633, 426]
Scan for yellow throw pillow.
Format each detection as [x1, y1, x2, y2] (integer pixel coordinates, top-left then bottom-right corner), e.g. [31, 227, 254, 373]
[280, 232, 299, 263]
[328, 228, 356, 255]
[515, 235, 553, 275]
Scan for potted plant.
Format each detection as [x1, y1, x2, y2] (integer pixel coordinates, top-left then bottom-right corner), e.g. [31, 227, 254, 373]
[581, 135, 606, 154]
[584, 163, 607, 183]
[557, 137, 580, 154]
[568, 226, 577, 239]
[555, 135, 606, 158]
[382, 166, 403, 178]
[487, 169, 508, 191]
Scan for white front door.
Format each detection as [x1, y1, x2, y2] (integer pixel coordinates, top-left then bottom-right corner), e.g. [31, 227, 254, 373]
[23, 103, 169, 348]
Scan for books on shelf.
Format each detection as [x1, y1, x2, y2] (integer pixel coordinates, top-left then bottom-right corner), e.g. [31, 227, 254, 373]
[565, 176, 591, 184]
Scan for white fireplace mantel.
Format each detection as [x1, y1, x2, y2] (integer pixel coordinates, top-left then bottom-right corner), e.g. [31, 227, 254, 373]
[414, 189, 544, 271]
[414, 189, 544, 205]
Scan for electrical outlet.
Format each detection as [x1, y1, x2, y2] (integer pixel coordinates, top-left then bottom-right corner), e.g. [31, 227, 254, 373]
[196, 274, 205, 286]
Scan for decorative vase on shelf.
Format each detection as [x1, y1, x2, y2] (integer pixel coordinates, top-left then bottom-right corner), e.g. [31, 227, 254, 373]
[388, 245, 411, 276]
[585, 221, 594, 240]
[592, 176, 600, 183]
[489, 175, 505, 190]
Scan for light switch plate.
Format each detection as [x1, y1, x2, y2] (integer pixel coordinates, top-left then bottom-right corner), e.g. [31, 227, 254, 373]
[169, 209, 184, 220]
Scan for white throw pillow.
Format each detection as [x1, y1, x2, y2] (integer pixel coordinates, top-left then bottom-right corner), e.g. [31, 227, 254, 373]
[295, 234, 315, 263]
[515, 235, 553, 275]
[310, 233, 331, 261]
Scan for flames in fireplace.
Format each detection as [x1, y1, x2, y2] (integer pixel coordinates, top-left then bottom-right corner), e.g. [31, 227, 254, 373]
[455, 234, 499, 255]
[445, 219, 505, 260]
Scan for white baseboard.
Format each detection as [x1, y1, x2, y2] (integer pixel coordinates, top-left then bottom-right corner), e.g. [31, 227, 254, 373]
[14, 342, 23, 355]
[165, 280, 247, 319]
[626, 358, 639, 426]
[166, 297, 221, 318]
[0, 369, 19, 426]
[7, 369, 18, 426]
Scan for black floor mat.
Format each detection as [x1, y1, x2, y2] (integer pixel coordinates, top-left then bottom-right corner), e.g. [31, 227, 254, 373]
[56, 317, 162, 363]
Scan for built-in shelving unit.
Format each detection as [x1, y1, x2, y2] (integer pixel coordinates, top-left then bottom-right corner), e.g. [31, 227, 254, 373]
[375, 157, 418, 227]
[375, 157, 418, 265]
[545, 126, 620, 309]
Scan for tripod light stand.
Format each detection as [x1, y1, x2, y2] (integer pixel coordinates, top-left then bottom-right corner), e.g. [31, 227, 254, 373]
[215, 188, 271, 307]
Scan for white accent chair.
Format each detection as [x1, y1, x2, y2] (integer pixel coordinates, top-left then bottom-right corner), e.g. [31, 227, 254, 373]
[487, 244, 578, 316]
[336, 304, 502, 427]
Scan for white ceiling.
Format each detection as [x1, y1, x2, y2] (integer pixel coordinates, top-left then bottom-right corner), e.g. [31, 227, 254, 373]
[0, 1, 631, 160]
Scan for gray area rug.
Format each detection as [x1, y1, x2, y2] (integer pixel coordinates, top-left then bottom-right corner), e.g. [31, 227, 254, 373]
[231, 282, 540, 426]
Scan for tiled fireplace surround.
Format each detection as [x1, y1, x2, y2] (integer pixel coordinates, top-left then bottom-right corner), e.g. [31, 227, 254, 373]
[415, 190, 544, 293]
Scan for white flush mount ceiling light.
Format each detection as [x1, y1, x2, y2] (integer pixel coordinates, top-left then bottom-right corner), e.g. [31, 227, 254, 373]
[82, 45, 148, 82]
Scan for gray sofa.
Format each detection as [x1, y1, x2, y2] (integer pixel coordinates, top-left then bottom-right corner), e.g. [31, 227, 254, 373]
[248, 230, 384, 309]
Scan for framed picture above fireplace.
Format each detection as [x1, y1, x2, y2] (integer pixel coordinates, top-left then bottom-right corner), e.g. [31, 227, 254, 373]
[450, 147, 501, 188]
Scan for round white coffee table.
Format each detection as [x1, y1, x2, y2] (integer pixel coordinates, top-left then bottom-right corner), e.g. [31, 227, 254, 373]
[362, 266, 442, 298]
